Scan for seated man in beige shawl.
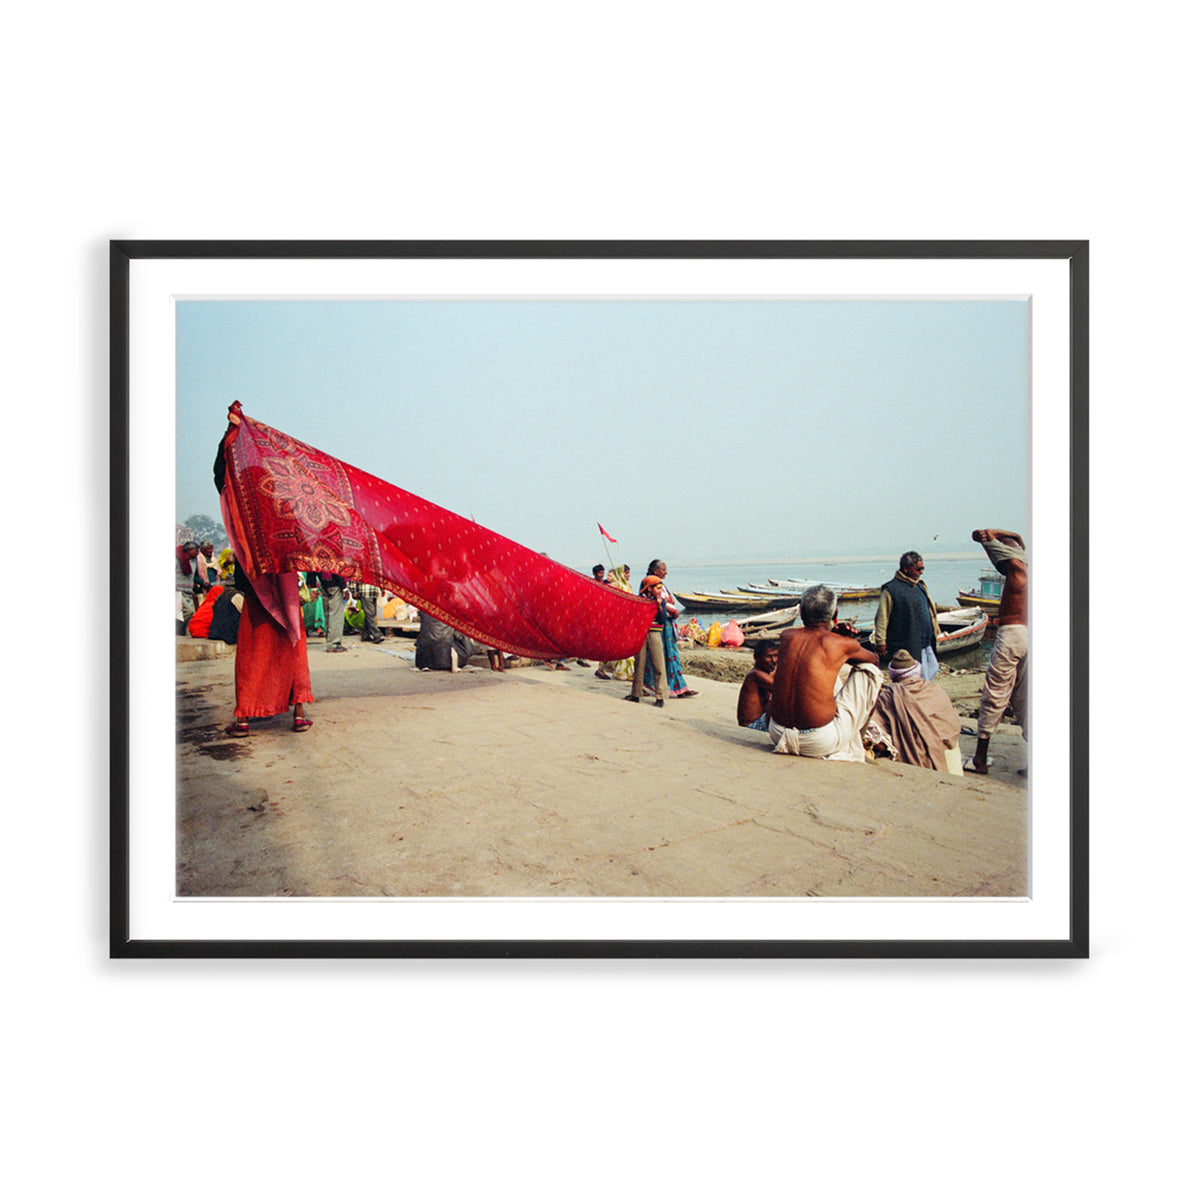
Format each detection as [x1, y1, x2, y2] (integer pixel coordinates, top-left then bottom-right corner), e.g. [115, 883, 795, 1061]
[865, 649, 963, 774]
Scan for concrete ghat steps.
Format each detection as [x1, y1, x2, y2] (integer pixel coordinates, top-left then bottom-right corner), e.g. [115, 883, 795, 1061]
[176, 620, 419, 662]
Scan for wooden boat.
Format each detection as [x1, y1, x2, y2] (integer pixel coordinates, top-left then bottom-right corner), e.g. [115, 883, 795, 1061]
[674, 591, 799, 613]
[760, 578, 881, 601]
[742, 609, 871, 645]
[956, 570, 1004, 615]
[837, 605, 987, 654]
[766, 577, 839, 591]
[734, 601, 987, 653]
[935, 607, 989, 655]
[937, 605, 985, 622]
[737, 603, 800, 632]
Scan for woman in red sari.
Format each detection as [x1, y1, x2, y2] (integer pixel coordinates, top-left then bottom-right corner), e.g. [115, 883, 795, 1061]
[214, 421, 314, 737]
[224, 560, 314, 737]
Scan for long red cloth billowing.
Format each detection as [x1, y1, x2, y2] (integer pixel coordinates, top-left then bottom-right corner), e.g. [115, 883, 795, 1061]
[218, 404, 656, 661]
[234, 587, 315, 720]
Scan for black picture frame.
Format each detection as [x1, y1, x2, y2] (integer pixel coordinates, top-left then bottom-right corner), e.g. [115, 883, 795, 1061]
[111, 239, 1087, 959]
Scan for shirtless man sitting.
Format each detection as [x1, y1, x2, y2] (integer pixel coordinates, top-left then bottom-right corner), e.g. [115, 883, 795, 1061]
[737, 640, 778, 731]
[967, 528, 1029, 775]
[768, 586, 884, 762]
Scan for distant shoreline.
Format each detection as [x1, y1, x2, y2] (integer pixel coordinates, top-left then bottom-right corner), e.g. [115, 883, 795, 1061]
[673, 551, 980, 569]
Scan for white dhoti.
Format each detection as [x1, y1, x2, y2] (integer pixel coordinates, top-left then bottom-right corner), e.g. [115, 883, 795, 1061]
[769, 663, 884, 762]
[977, 623, 1028, 738]
[920, 645, 939, 680]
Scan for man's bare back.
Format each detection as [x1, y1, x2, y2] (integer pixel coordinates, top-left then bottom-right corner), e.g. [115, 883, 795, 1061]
[737, 667, 773, 726]
[737, 643, 778, 727]
[772, 625, 880, 729]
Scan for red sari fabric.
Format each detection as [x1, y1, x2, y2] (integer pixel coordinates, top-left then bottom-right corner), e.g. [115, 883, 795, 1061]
[234, 587, 315, 720]
[218, 404, 655, 661]
[187, 585, 222, 638]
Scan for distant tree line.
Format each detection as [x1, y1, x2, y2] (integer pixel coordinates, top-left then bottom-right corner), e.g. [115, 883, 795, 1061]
[177, 513, 228, 548]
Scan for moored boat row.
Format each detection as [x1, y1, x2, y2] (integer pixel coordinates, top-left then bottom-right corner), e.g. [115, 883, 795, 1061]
[674, 590, 801, 613]
[676, 567, 995, 658]
[693, 602, 989, 656]
[683, 577, 883, 611]
[764, 578, 882, 601]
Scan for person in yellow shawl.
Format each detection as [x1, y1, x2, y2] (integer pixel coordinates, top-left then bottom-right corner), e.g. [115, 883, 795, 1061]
[596, 564, 636, 681]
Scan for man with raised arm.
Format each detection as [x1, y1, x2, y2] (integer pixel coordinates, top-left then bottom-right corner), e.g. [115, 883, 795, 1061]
[966, 528, 1029, 775]
[769, 585, 884, 762]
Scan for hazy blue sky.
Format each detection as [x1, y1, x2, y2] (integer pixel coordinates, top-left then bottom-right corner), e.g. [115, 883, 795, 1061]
[176, 299, 1029, 566]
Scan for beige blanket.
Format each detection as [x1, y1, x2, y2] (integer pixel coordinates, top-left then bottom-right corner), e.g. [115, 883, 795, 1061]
[868, 679, 962, 772]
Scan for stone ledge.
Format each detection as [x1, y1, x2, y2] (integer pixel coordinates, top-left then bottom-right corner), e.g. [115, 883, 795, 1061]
[176, 638, 234, 662]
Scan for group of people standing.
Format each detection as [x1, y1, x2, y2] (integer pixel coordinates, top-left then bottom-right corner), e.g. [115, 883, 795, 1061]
[177, 540, 246, 642]
[302, 574, 386, 653]
[597, 558, 699, 707]
[175, 538, 392, 737]
[175, 539, 220, 629]
[735, 531, 1029, 775]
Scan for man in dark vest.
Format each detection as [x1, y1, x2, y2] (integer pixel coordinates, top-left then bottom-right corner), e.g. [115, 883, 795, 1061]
[873, 550, 941, 680]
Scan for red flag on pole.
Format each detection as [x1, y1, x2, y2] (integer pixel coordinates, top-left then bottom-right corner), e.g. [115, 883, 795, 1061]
[598, 523, 618, 544]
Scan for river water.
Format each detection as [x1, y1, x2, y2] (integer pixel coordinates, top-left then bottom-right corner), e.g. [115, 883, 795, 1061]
[659, 555, 996, 669]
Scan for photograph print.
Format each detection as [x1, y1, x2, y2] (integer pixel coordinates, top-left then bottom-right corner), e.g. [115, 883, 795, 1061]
[115, 243, 1085, 956]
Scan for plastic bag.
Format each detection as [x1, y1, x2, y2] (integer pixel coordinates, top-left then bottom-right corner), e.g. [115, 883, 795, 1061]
[721, 618, 745, 647]
[706, 621, 724, 647]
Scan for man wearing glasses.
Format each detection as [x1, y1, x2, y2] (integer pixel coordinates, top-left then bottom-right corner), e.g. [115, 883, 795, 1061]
[873, 551, 941, 681]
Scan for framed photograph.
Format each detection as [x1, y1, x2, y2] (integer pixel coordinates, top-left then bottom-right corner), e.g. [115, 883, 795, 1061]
[112, 240, 1087, 958]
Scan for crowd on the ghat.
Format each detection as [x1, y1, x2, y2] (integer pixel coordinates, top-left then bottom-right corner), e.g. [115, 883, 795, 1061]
[176, 532, 1027, 778]
[733, 534, 1028, 775]
[177, 539, 426, 735]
